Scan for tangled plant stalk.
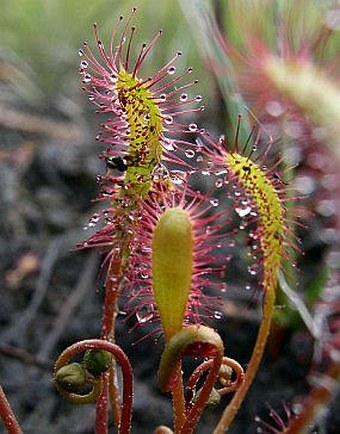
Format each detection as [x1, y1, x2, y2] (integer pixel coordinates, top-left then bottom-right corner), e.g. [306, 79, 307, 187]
[1, 2, 339, 434]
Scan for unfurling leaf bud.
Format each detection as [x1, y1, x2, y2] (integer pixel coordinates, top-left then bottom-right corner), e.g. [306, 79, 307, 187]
[84, 349, 112, 376]
[55, 363, 87, 393]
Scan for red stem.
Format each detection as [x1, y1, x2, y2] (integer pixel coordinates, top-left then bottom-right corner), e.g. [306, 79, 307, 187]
[0, 386, 23, 434]
[97, 255, 124, 432]
[101, 256, 122, 341]
[96, 373, 109, 434]
[179, 350, 223, 434]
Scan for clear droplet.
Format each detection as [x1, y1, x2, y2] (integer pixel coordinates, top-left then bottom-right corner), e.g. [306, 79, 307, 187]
[209, 198, 219, 207]
[82, 74, 92, 83]
[78, 49, 84, 56]
[185, 149, 195, 158]
[220, 282, 227, 293]
[167, 66, 176, 75]
[163, 138, 177, 151]
[248, 265, 257, 276]
[159, 93, 167, 102]
[172, 171, 185, 185]
[164, 115, 173, 125]
[235, 206, 252, 217]
[80, 60, 89, 68]
[215, 179, 223, 188]
[195, 95, 202, 102]
[188, 123, 198, 132]
[214, 311, 222, 320]
[180, 93, 188, 102]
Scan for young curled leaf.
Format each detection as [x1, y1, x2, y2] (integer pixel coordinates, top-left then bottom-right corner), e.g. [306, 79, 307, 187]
[158, 325, 224, 393]
[55, 363, 87, 394]
[84, 349, 112, 377]
[54, 362, 103, 405]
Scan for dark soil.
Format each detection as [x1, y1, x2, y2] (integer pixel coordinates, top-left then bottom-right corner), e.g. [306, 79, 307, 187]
[0, 103, 339, 434]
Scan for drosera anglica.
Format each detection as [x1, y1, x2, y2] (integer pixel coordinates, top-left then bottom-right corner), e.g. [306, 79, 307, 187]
[196, 118, 303, 431]
[122, 183, 232, 343]
[79, 7, 204, 198]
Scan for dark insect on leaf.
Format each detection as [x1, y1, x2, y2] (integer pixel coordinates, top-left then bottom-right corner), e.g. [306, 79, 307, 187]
[106, 156, 129, 172]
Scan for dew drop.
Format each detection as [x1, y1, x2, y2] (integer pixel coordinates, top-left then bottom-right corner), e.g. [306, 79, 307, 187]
[80, 60, 89, 68]
[185, 149, 195, 158]
[235, 206, 252, 217]
[164, 115, 173, 125]
[78, 49, 84, 56]
[82, 74, 92, 83]
[209, 198, 219, 207]
[195, 95, 203, 102]
[167, 66, 176, 75]
[220, 282, 227, 293]
[214, 311, 222, 320]
[159, 93, 167, 102]
[163, 138, 176, 151]
[248, 265, 257, 276]
[172, 174, 185, 185]
[188, 123, 198, 132]
[215, 179, 223, 188]
[180, 93, 188, 102]
[245, 284, 251, 291]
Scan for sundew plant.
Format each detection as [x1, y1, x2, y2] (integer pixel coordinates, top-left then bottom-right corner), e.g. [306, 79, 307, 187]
[1, 2, 339, 434]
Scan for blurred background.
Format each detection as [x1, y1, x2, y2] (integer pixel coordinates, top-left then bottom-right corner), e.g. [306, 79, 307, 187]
[1, 0, 339, 433]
